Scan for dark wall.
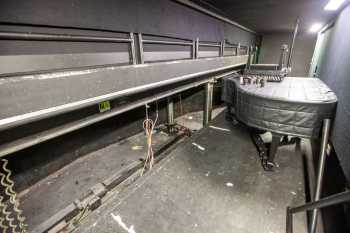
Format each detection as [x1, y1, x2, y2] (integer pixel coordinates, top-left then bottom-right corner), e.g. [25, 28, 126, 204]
[259, 32, 316, 76]
[318, 4, 350, 182]
[0, 0, 252, 191]
[0, 0, 256, 44]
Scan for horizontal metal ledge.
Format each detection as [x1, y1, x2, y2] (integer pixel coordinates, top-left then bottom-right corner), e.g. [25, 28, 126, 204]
[0, 31, 132, 43]
[0, 55, 247, 130]
[142, 39, 193, 46]
[198, 43, 221, 47]
[0, 70, 237, 158]
[225, 45, 238, 48]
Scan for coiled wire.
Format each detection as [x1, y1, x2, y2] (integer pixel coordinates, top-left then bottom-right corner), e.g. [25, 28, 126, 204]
[0, 159, 28, 233]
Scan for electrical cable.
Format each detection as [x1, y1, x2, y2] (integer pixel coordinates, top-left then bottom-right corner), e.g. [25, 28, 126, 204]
[0, 159, 28, 233]
[0, 195, 10, 233]
[141, 102, 158, 176]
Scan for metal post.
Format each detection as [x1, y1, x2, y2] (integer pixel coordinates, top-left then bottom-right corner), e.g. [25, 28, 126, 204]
[220, 41, 225, 57]
[203, 81, 214, 126]
[254, 46, 259, 63]
[287, 18, 300, 69]
[310, 119, 332, 233]
[192, 39, 196, 59]
[278, 44, 288, 70]
[130, 33, 137, 65]
[237, 43, 240, 56]
[195, 37, 199, 59]
[166, 97, 175, 133]
[138, 33, 144, 64]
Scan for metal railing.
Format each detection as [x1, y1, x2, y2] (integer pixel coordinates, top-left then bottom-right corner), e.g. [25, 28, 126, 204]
[286, 190, 350, 233]
[0, 30, 251, 66]
[0, 31, 138, 65]
[138, 33, 249, 63]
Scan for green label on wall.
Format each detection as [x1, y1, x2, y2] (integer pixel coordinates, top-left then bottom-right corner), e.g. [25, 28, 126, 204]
[98, 101, 111, 112]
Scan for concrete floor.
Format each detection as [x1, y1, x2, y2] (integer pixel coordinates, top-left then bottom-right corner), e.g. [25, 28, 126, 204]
[175, 107, 225, 131]
[75, 112, 307, 233]
[20, 130, 176, 231]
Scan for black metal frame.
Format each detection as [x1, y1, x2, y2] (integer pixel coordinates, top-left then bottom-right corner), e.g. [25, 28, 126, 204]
[286, 190, 350, 233]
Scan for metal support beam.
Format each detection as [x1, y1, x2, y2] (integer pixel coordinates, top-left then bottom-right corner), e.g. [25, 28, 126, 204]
[192, 39, 196, 59]
[166, 97, 175, 133]
[203, 81, 214, 126]
[138, 33, 144, 64]
[195, 38, 199, 59]
[220, 41, 225, 57]
[129, 33, 137, 65]
[310, 118, 332, 233]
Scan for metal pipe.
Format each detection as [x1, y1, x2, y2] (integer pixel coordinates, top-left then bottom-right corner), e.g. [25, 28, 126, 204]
[237, 43, 241, 56]
[287, 19, 300, 69]
[142, 39, 192, 46]
[138, 33, 144, 64]
[130, 33, 137, 65]
[224, 45, 237, 48]
[0, 31, 132, 43]
[310, 119, 332, 233]
[0, 70, 237, 158]
[294, 191, 350, 214]
[203, 81, 214, 126]
[287, 190, 350, 233]
[166, 97, 175, 133]
[198, 43, 221, 47]
[173, 0, 256, 34]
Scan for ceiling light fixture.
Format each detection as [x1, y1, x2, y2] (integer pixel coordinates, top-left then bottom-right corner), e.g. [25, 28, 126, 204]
[324, 0, 346, 11]
[309, 23, 323, 33]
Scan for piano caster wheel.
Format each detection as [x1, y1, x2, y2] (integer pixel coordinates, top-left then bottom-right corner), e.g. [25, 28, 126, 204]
[262, 160, 276, 171]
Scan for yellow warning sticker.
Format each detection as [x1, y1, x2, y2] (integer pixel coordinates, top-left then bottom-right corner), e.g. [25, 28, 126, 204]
[98, 101, 111, 112]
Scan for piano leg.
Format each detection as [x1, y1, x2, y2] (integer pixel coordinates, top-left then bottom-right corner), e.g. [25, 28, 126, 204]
[265, 133, 282, 170]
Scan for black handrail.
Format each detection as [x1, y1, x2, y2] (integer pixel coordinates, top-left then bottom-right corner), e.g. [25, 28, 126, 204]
[286, 190, 350, 233]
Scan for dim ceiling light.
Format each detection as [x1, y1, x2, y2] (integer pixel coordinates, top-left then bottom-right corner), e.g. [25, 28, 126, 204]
[324, 0, 346, 11]
[309, 23, 323, 33]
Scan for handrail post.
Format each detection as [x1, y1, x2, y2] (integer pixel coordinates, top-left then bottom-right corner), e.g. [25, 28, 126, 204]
[310, 119, 332, 233]
[138, 33, 144, 64]
[129, 33, 137, 65]
[195, 37, 199, 59]
[220, 41, 225, 57]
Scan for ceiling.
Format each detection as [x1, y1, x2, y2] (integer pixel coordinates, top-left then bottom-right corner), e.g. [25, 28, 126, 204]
[191, 0, 343, 33]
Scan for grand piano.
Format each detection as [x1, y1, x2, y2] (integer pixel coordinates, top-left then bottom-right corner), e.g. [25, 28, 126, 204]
[222, 75, 337, 170]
